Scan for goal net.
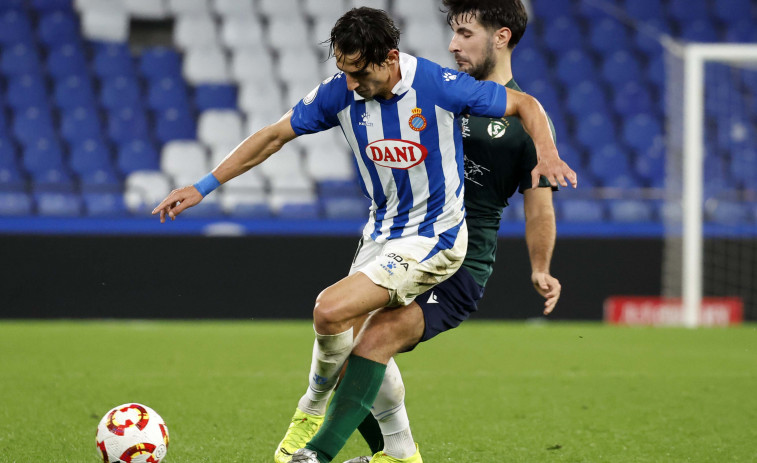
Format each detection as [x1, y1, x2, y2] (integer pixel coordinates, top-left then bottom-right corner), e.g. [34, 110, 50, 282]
[663, 43, 757, 326]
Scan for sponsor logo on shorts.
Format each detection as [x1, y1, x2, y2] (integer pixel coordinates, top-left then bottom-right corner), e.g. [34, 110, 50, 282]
[380, 253, 409, 276]
[427, 292, 439, 304]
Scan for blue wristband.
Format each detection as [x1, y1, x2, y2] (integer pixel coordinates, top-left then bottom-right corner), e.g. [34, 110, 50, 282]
[193, 173, 221, 197]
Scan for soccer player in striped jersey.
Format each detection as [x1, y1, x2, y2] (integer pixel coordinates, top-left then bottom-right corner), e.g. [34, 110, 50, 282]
[291, 1, 563, 462]
[151, 6, 573, 463]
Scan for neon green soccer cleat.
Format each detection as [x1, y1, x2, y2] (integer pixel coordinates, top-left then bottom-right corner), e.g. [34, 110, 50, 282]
[273, 408, 324, 463]
[364, 444, 423, 463]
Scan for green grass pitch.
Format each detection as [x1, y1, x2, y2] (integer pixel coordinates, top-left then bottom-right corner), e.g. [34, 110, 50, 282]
[0, 320, 755, 462]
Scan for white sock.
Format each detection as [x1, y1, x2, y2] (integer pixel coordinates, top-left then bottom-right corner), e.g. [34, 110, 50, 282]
[372, 358, 416, 459]
[297, 327, 353, 416]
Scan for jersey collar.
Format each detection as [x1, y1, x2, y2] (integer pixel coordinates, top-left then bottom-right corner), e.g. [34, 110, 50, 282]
[353, 52, 418, 101]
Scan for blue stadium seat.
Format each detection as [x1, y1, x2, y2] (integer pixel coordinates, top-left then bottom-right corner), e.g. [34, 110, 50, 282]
[576, 0, 609, 20]
[194, 84, 238, 111]
[13, 106, 57, 145]
[79, 168, 122, 193]
[278, 203, 320, 219]
[100, 76, 142, 110]
[0, 191, 33, 215]
[646, 52, 665, 89]
[634, 19, 669, 58]
[154, 107, 196, 143]
[31, 167, 76, 192]
[589, 18, 630, 55]
[542, 17, 583, 53]
[559, 199, 605, 222]
[107, 107, 150, 144]
[139, 47, 183, 81]
[116, 139, 159, 174]
[322, 197, 367, 219]
[555, 142, 583, 170]
[0, 165, 27, 192]
[54, 74, 97, 109]
[69, 138, 113, 176]
[522, 78, 561, 115]
[634, 144, 665, 187]
[511, 47, 549, 84]
[182, 200, 225, 217]
[622, 114, 663, 153]
[7, 74, 48, 109]
[0, 139, 18, 167]
[531, 0, 575, 21]
[0, 0, 26, 12]
[35, 192, 82, 216]
[83, 192, 128, 216]
[555, 49, 597, 84]
[47, 44, 89, 79]
[608, 199, 654, 222]
[724, 19, 757, 43]
[576, 112, 616, 149]
[37, 10, 79, 46]
[613, 81, 653, 117]
[1, 42, 41, 75]
[588, 143, 632, 180]
[706, 200, 751, 224]
[22, 136, 64, 174]
[566, 80, 609, 117]
[147, 76, 191, 111]
[31, 0, 73, 12]
[679, 19, 719, 42]
[624, 0, 664, 20]
[93, 42, 135, 78]
[729, 148, 757, 187]
[228, 203, 273, 218]
[712, 0, 753, 25]
[0, 9, 34, 45]
[601, 51, 641, 88]
[60, 106, 103, 145]
[667, 0, 708, 23]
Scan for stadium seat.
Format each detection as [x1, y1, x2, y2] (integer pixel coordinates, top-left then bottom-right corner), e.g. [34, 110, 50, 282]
[0, 165, 27, 192]
[588, 143, 632, 180]
[13, 106, 57, 146]
[729, 149, 757, 187]
[646, 51, 665, 89]
[174, 14, 218, 50]
[47, 44, 89, 79]
[92, 42, 135, 78]
[608, 199, 654, 222]
[124, 170, 172, 212]
[668, 0, 708, 23]
[266, 17, 311, 51]
[0, 9, 34, 45]
[139, 47, 183, 81]
[521, 79, 561, 116]
[100, 76, 142, 110]
[35, 192, 82, 216]
[322, 197, 368, 220]
[705, 200, 751, 224]
[0, 140, 18, 168]
[222, 167, 266, 195]
[54, 75, 96, 109]
[154, 107, 196, 143]
[542, 17, 583, 53]
[32, 0, 73, 12]
[230, 47, 276, 84]
[38, 10, 79, 46]
[257, 0, 300, 18]
[511, 48, 549, 85]
[180, 196, 225, 217]
[622, 114, 663, 153]
[22, 137, 64, 174]
[147, 76, 191, 111]
[257, 146, 304, 180]
[588, 18, 630, 55]
[197, 110, 244, 149]
[83, 192, 128, 216]
[601, 51, 642, 88]
[277, 49, 323, 87]
[531, 0, 574, 21]
[183, 46, 230, 84]
[576, 112, 617, 149]
[634, 19, 669, 58]
[160, 140, 208, 183]
[107, 106, 150, 144]
[69, 138, 113, 175]
[166, 0, 209, 16]
[220, 16, 265, 50]
[222, 195, 272, 218]
[559, 199, 605, 222]
[634, 145, 665, 187]
[614, 82, 654, 117]
[555, 49, 597, 84]
[302, 0, 344, 22]
[623, 0, 664, 20]
[79, 167, 122, 193]
[212, 0, 255, 18]
[679, 19, 719, 43]
[1, 43, 41, 75]
[194, 84, 238, 111]
[60, 106, 103, 145]
[277, 202, 320, 220]
[7, 74, 49, 109]
[566, 80, 609, 117]
[80, 5, 129, 42]
[711, 0, 752, 24]
[0, 192, 33, 215]
[31, 167, 76, 192]
[117, 139, 159, 175]
[724, 19, 757, 43]
[305, 147, 355, 183]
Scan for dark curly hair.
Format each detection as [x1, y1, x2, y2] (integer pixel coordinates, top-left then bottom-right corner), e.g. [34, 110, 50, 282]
[442, 0, 528, 48]
[328, 7, 400, 70]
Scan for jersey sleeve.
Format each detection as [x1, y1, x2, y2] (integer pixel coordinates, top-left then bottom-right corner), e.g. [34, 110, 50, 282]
[437, 67, 509, 118]
[289, 73, 347, 135]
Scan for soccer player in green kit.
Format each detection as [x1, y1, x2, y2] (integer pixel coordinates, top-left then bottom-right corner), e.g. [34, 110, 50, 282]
[284, 1, 566, 461]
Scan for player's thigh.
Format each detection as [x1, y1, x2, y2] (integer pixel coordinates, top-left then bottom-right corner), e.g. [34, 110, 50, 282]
[316, 271, 391, 323]
[353, 303, 426, 363]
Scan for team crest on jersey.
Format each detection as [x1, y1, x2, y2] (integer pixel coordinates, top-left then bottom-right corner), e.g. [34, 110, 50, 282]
[366, 139, 428, 169]
[302, 85, 319, 105]
[408, 107, 427, 132]
[487, 119, 508, 138]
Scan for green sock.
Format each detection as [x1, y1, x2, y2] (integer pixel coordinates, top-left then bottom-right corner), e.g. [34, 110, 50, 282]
[305, 354, 387, 463]
[358, 413, 384, 454]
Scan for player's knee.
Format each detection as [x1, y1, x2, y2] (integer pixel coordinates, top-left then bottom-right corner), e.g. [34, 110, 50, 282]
[313, 289, 350, 331]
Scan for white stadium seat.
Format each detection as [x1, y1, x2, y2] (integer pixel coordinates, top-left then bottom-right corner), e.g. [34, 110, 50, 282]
[166, 0, 210, 16]
[277, 49, 322, 86]
[257, 147, 304, 180]
[81, 5, 129, 42]
[174, 14, 218, 50]
[124, 171, 173, 212]
[348, 0, 390, 11]
[238, 81, 285, 115]
[197, 110, 244, 149]
[222, 167, 266, 193]
[302, 0, 345, 22]
[393, 0, 437, 20]
[183, 46, 230, 84]
[267, 17, 311, 52]
[220, 17, 265, 49]
[268, 173, 316, 211]
[160, 141, 209, 180]
[124, 0, 168, 19]
[305, 146, 355, 182]
[258, 0, 301, 18]
[212, 0, 256, 18]
[230, 47, 276, 83]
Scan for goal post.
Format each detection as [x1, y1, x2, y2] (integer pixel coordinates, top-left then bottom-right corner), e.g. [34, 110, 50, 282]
[666, 43, 757, 327]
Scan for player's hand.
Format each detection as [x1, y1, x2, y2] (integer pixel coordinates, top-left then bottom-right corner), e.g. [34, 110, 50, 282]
[151, 186, 203, 223]
[531, 152, 577, 189]
[531, 271, 561, 315]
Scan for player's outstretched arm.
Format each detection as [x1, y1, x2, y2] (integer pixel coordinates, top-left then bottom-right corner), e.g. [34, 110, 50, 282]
[152, 111, 298, 223]
[504, 88, 577, 190]
[523, 187, 561, 315]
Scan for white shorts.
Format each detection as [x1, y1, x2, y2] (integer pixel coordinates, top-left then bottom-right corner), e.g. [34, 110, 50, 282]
[349, 221, 468, 307]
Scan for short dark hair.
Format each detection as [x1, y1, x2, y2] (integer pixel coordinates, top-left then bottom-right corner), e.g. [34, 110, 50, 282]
[442, 0, 528, 48]
[328, 7, 400, 70]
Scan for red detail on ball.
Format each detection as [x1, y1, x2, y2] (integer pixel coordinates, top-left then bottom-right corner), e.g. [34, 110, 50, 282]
[119, 442, 157, 462]
[159, 423, 170, 446]
[97, 441, 109, 462]
[106, 404, 150, 436]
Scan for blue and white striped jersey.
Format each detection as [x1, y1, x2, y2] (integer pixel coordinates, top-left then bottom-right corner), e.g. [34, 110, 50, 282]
[290, 53, 509, 243]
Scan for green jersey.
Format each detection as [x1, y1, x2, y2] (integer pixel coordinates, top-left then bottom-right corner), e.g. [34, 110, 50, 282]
[461, 79, 556, 287]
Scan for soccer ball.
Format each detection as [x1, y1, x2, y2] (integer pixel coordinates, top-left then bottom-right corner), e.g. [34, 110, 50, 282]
[95, 403, 169, 463]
